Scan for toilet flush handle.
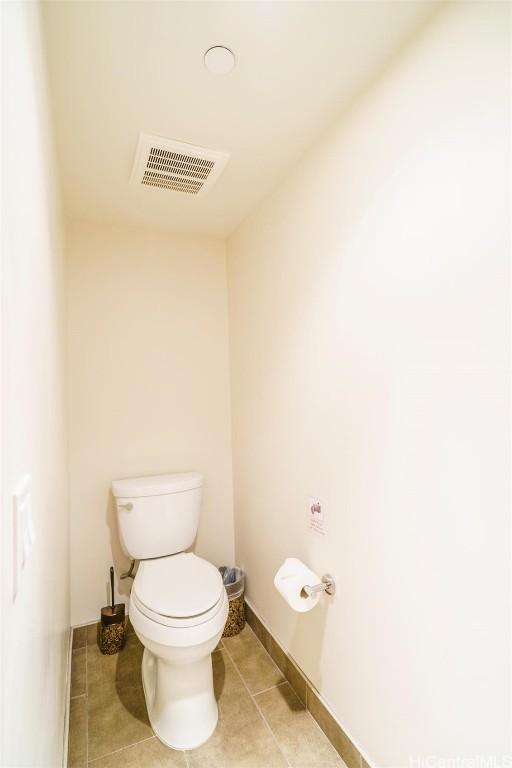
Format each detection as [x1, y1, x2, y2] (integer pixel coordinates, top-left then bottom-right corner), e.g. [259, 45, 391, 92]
[118, 502, 133, 511]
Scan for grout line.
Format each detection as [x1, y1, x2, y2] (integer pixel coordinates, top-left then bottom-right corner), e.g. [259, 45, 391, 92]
[246, 602, 308, 679]
[87, 736, 156, 765]
[246, 611, 308, 700]
[183, 748, 190, 767]
[70, 693, 87, 701]
[242, 627, 346, 766]
[306, 705, 348, 765]
[225, 623, 287, 689]
[252, 680, 289, 698]
[241, 624, 288, 682]
[245, 605, 357, 767]
[222, 640, 292, 768]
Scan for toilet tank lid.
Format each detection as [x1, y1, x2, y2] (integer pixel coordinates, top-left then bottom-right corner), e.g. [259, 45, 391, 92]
[112, 472, 203, 499]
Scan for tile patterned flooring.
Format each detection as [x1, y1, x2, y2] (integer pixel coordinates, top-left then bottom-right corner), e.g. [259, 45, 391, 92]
[69, 620, 346, 768]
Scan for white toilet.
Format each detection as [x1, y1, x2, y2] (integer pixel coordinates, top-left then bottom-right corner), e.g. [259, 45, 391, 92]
[111, 472, 228, 751]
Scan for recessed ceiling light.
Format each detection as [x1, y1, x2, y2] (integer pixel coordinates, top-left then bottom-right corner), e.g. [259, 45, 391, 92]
[204, 46, 235, 75]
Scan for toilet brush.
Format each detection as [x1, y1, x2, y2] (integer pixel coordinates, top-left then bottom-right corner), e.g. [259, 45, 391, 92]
[99, 566, 126, 655]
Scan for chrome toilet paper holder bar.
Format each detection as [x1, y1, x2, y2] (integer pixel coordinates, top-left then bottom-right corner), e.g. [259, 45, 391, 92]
[301, 573, 336, 598]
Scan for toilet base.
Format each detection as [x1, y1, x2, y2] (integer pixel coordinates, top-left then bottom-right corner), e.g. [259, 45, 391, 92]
[141, 646, 219, 750]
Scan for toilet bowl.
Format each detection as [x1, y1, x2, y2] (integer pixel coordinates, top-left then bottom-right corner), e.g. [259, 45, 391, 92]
[129, 553, 228, 749]
[111, 472, 228, 750]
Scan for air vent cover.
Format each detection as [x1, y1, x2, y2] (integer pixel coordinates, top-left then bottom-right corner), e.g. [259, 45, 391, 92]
[130, 134, 229, 197]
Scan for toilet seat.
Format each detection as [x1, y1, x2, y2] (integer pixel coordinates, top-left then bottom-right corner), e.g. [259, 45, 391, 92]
[132, 590, 226, 628]
[130, 581, 228, 649]
[132, 552, 225, 628]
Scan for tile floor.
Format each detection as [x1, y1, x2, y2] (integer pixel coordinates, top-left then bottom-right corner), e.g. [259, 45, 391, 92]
[69, 620, 346, 768]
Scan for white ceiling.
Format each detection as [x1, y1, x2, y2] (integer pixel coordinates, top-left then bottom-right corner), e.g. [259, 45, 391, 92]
[43, 1, 439, 237]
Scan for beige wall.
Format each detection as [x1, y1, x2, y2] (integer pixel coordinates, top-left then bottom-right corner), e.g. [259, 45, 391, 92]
[66, 220, 234, 625]
[1, 3, 69, 766]
[227, 3, 510, 765]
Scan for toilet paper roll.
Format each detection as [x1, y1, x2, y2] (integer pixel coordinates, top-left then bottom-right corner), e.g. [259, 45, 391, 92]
[274, 558, 322, 613]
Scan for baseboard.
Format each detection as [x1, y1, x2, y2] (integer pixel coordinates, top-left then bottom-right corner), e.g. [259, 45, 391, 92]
[244, 598, 371, 768]
[62, 626, 73, 768]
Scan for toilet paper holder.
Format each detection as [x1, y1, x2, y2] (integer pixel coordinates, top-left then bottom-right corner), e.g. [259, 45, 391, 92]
[301, 573, 336, 598]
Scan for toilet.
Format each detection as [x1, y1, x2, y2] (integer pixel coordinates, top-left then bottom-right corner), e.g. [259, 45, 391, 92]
[111, 472, 228, 751]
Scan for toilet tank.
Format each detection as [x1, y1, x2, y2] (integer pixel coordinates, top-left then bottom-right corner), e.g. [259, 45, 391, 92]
[111, 472, 203, 560]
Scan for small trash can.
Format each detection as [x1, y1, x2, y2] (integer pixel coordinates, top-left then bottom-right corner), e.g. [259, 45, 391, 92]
[219, 566, 245, 637]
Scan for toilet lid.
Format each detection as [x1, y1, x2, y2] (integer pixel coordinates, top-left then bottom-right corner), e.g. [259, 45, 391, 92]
[133, 553, 224, 619]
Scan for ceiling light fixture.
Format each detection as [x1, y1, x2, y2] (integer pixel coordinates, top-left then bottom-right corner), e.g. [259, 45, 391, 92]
[204, 46, 235, 75]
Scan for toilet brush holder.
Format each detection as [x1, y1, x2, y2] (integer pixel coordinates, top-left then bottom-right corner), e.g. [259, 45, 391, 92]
[99, 567, 126, 655]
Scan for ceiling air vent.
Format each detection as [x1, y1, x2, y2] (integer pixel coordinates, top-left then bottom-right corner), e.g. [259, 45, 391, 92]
[130, 134, 229, 197]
